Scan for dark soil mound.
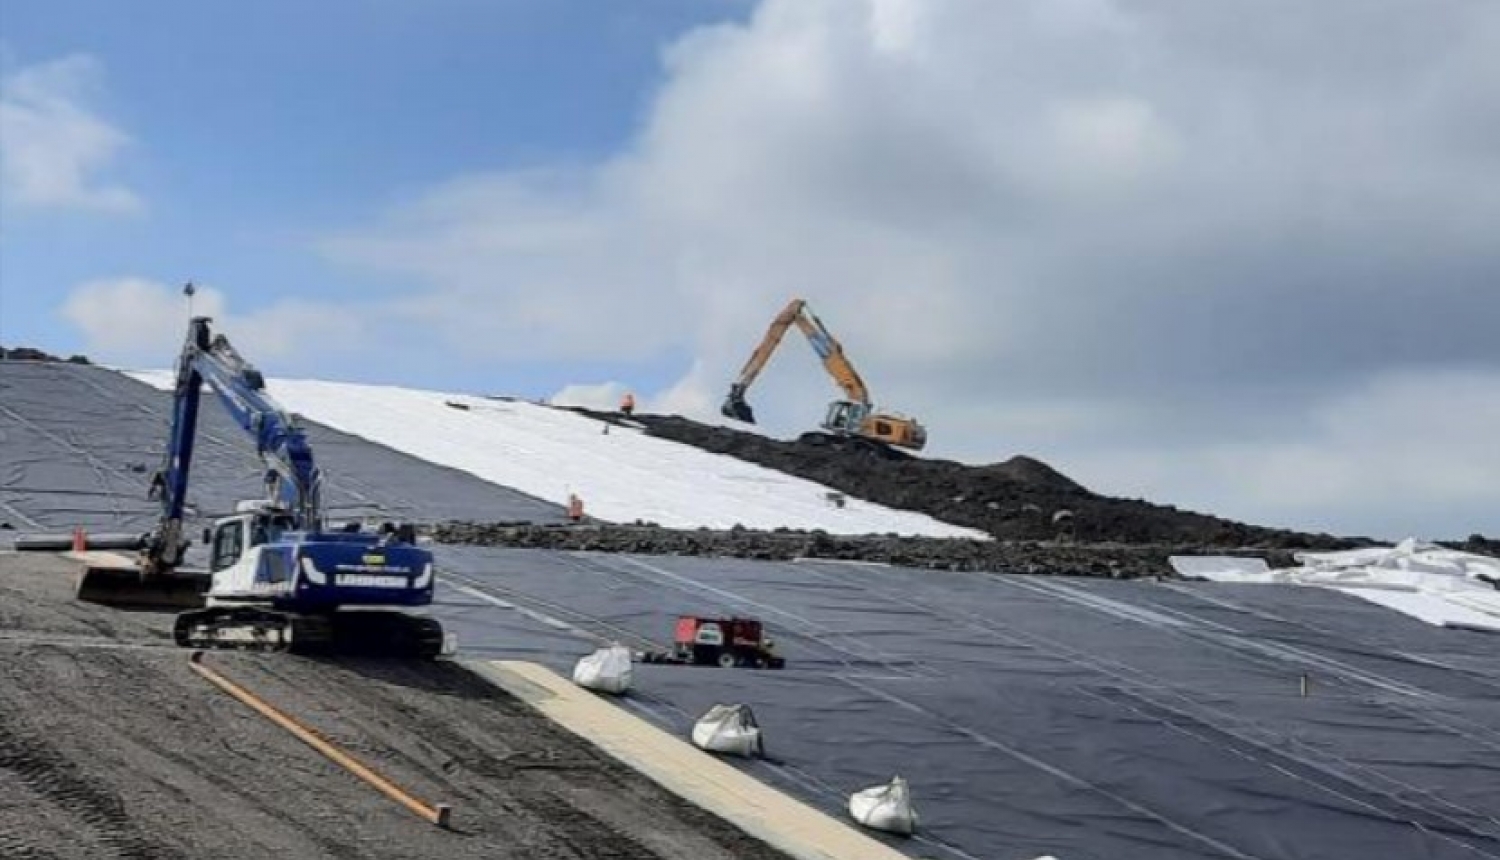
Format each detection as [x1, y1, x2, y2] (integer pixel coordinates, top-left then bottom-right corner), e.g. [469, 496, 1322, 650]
[973, 455, 1086, 493]
[0, 345, 90, 364]
[574, 409, 1357, 550]
[1448, 534, 1500, 556]
[431, 522, 1297, 578]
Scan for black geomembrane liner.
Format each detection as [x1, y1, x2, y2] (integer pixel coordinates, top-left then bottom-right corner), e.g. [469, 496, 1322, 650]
[0, 361, 565, 533]
[4, 362, 1496, 860]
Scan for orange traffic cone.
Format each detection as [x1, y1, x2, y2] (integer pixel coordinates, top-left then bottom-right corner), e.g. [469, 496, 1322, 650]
[72, 526, 86, 552]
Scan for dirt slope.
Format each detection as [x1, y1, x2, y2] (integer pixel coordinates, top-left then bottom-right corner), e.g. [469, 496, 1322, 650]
[0, 552, 789, 860]
[610, 412, 1357, 550]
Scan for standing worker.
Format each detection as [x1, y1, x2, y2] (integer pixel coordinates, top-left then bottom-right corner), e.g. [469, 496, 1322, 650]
[620, 391, 636, 417]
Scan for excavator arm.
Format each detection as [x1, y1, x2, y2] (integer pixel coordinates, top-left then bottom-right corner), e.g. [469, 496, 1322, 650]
[722, 299, 871, 424]
[142, 317, 323, 576]
[721, 298, 928, 451]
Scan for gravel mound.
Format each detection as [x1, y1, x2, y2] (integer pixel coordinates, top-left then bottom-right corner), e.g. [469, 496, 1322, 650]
[430, 522, 1302, 579]
[0, 345, 90, 364]
[575, 410, 1359, 550]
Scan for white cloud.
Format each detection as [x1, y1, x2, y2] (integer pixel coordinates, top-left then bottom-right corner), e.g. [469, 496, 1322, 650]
[61, 277, 363, 367]
[1061, 369, 1500, 539]
[0, 55, 141, 214]
[320, 0, 1500, 537]
[549, 381, 630, 411]
[646, 358, 751, 424]
[320, 169, 680, 363]
[61, 277, 217, 361]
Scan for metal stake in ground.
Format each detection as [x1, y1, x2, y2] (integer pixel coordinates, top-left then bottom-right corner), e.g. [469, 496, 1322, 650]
[187, 651, 453, 827]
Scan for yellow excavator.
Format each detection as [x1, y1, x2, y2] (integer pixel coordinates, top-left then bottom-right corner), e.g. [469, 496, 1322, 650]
[721, 298, 928, 451]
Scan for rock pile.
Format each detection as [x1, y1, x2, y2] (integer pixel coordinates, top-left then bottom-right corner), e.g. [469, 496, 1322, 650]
[568, 410, 1360, 550]
[429, 522, 1304, 579]
[0, 345, 90, 364]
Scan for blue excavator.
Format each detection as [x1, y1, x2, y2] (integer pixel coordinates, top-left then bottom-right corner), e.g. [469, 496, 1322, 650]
[76, 317, 446, 658]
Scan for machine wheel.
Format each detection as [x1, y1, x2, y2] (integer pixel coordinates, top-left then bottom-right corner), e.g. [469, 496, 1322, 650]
[717, 652, 739, 669]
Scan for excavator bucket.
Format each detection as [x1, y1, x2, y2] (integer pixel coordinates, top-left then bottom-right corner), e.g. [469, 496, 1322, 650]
[72, 552, 209, 610]
[721, 392, 757, 424]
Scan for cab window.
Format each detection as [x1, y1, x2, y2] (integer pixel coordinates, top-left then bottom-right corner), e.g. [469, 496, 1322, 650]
[250, 515, 294, 548]
[258, 549, 293, 584]
[211, 521, 244, 572]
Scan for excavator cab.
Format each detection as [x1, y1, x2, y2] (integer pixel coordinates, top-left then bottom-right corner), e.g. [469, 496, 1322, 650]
[821, 400, 927, 450]
[206, 505, 297, 572]
[820, 400, 871, 435]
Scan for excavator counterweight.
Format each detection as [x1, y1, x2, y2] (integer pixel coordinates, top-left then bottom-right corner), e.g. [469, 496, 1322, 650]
[721, 299, 928, 451]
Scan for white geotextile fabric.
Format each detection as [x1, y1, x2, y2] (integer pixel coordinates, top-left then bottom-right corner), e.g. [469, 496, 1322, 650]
[125, 371, 987, 538]
[849, 775, 918, 835]
[691, 704, 763, 757]
[1176, 539, 1500, 632]
[572, 645, 634, 694]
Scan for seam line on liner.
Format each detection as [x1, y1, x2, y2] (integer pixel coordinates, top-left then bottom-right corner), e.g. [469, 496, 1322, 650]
[1075, 684, 1500, 855]
[800, 560, 1500, 837]
[610, 554, 940, 680]
[842, 675, 1266, 860]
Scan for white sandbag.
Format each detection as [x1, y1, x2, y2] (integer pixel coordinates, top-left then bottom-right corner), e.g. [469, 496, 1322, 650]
[849, 775, 918, 835]
[691, 704, 763, 757]
[572, 644, 633, 694]
[440, 631, 460, 657]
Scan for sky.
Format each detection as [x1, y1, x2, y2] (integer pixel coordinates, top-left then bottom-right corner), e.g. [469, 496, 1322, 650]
[1, 0, 1496, 541]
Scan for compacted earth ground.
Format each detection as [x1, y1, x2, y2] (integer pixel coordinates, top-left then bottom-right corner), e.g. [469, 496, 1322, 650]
[0, 552, 790, 860]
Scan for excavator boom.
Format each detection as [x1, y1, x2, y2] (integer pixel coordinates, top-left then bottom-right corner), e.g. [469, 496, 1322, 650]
[721, 298, 927, 451]
[723, 300, 803, 423]
[723, 299, 871, 423]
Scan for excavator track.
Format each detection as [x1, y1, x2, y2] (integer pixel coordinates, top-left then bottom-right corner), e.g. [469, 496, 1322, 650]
[173, 606, 328, 654]
[173, 607, 443, 659]
[329, 610, 447, 660]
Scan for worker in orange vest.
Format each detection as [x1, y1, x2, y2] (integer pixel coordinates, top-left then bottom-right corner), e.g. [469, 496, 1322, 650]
[567, 493, 585, 522]
[620, 391, 636, 417]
